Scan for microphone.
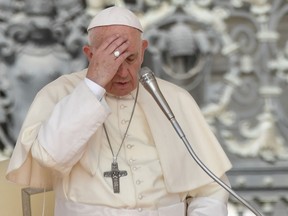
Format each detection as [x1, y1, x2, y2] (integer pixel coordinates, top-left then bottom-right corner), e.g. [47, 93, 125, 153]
[139, 66, 264, 216]
[139, 67, 174, 120]
[139, 67, 185, 138]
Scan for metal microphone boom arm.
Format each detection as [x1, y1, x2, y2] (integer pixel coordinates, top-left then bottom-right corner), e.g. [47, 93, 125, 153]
[139, 67, 264, 216]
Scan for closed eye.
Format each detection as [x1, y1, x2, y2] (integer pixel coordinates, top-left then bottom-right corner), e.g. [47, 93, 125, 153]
[126, 54, 138, 63]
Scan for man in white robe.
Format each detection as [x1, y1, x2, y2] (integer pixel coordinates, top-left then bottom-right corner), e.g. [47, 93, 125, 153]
[6, 6, 232, 216]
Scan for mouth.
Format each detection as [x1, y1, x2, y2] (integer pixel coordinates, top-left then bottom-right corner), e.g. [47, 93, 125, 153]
[115, 80, 129, 86]
[113, 81, 130, 90]
[108, 80, 135, 96]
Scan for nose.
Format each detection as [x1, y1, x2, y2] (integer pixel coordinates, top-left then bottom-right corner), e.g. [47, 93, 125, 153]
[117, 63, 129, 77]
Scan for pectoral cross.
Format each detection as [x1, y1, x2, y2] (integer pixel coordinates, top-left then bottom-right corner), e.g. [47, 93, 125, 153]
[104, 162, 127, 193]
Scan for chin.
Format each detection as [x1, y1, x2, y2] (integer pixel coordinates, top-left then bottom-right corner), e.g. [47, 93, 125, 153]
[109, 89, 130, 97]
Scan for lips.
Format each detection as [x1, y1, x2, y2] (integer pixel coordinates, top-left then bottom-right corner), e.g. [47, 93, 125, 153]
[118, 81, 127, 85]
[115, 80, 129, 85]
[113, 81, 129, 89]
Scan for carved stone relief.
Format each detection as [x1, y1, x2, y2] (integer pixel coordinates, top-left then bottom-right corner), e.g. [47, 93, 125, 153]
[0, 0, 89, 157]
[0, 0, 288, 215]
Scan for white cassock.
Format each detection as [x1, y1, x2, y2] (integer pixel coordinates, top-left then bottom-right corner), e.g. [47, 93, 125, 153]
[6, 69, 232, 216]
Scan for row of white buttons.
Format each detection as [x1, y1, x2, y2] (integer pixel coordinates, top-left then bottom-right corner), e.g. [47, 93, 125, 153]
[119, 104, 146, 206]
[127, 158, 145, 201]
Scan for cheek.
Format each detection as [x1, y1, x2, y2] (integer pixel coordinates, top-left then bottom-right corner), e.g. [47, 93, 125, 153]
[131, 71, 140, 88]
[104, 82, 113, 92]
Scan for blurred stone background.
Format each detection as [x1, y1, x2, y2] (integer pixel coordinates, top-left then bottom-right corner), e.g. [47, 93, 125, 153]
[1, 0, 288, 215]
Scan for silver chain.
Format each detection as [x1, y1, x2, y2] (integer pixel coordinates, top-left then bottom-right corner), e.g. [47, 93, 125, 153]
[103, 84, 139, 163]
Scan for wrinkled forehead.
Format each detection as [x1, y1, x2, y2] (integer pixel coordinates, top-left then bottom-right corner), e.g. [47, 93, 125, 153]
[90, 25, 142, 47]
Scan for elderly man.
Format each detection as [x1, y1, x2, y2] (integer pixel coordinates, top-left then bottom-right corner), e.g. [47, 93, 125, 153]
[6, 6, 232, 216]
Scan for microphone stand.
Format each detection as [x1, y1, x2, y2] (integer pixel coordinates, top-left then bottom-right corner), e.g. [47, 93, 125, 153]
[139, 67, 264, 215]
[168, 116, 264, 216]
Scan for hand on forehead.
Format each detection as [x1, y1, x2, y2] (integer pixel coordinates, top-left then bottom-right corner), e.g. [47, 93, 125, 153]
[90, 25, 141, 48]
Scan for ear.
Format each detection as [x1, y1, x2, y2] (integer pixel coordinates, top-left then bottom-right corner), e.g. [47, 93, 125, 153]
[142, 39, 148, 51]
[82, 45, 93, 60]
[141, 40, 148, 61]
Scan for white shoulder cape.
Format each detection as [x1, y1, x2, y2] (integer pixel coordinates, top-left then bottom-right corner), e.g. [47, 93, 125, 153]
[6, 69, 232, 193]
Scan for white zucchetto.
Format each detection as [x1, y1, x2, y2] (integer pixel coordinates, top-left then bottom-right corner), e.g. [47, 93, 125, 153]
[87, 6, 143, 32]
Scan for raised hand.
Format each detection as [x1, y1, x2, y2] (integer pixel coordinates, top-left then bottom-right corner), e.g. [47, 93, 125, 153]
[85, 34, 130, 87]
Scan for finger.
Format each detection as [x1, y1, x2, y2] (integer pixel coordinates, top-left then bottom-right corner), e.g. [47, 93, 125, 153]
[107, 37, 128, 54]
[114, 50, 131, 64]
[112, 41, 129, 59]
[99, 34, 120, 50]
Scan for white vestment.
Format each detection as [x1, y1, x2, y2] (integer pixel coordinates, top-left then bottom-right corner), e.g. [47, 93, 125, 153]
[6, 69, 232, 215]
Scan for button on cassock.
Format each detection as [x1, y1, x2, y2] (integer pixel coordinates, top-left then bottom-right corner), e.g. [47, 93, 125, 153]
[120, 104, 127, 109]
[127, 144, 134, 149]
[121, 119, 129, 124]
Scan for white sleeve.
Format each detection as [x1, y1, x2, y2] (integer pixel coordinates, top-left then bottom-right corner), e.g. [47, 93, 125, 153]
[31, 81, 110, 175]
[84, 78, 106, 100]
[187, 175, 230, 216]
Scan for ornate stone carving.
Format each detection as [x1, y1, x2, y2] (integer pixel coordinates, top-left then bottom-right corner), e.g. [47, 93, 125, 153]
[1, 0, 288, 215]
[0, 0, 89, 155]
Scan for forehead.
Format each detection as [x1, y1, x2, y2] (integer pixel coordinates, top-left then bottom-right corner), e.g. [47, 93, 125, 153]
[91, 25, 142, 47]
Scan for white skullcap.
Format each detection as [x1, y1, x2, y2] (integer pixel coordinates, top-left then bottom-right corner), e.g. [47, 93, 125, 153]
[87, 6, 143, 32]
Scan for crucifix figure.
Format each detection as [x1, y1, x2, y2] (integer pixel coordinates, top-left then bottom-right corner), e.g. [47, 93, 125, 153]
[104, 162, 128, 193]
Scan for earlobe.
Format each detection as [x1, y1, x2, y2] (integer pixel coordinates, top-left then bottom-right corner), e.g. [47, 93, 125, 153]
[142, 40, 148, 50]
[82, 45, 93, 60]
